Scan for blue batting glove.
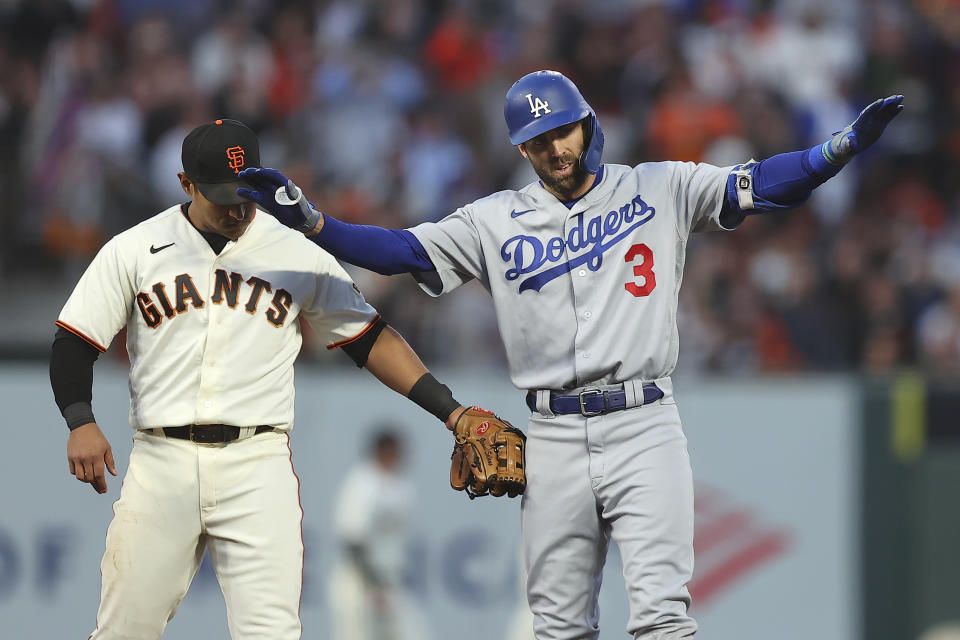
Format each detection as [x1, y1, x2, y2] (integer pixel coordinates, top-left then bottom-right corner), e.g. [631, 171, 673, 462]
[237, 167, 323, 235]
[823, 95, 904, 165]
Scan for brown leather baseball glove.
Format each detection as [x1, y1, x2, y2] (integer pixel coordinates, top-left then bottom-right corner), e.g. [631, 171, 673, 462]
[450, 407, 526, 499]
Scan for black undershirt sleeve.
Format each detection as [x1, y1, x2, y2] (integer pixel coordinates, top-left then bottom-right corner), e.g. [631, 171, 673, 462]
[341, 318, 387, 367]
[50, 327, 101, 430]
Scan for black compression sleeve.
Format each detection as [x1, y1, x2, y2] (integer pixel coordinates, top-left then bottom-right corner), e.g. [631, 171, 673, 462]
[50, 328, 100, 429]
[407, 373, 461, 422]
[340, 318, 387, 367]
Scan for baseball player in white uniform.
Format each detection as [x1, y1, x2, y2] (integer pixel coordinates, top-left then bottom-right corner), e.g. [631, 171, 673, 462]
[329, 429, 431, 640]
[49, 119, 476, 639]
[238, 72, 904, 638]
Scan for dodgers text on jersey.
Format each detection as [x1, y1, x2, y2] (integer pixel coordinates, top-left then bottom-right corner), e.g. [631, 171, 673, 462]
[500, 193, 656, 293]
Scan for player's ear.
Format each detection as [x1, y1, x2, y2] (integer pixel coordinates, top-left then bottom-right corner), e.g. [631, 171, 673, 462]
[517, 144, 528, 159]
[178, 172, 194, 197]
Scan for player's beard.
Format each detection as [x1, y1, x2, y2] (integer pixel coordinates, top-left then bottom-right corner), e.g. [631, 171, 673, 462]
[534, 153, 590, 201]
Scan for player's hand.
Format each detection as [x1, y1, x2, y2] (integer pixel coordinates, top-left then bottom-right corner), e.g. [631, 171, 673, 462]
[237, 167, 324, 236]
[67, 422, 117, 495]
[445, 405, 467, 431]
[825, 95, 904, 165]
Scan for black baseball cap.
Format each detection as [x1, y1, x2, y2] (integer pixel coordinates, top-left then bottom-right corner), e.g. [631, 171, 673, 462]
[181, 119, 260, 206]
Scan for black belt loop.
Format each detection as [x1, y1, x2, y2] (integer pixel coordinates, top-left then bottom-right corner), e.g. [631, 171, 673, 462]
[525, 382, 663, 417]
[161, 425, 274, 443]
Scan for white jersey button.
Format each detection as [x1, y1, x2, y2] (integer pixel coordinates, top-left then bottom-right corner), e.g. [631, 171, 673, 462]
[578, 269, 587, 276]
[584, 311, 592, 318]
[204, 401, 212, 408]
[582, 352, 590, 358]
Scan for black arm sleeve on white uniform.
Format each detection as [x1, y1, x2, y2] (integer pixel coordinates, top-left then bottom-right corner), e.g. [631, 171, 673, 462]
[50, 327, 100, 430]
[340, 317, 387, 367]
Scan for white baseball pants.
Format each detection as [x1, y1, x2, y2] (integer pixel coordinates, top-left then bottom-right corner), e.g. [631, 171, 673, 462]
[89, 429, 303, 639]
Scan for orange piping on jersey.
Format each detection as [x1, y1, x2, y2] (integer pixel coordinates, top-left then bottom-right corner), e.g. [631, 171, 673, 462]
[55, 320, 107, 353]
[284, 433, 306, 638]
[325, 313, 382, 350]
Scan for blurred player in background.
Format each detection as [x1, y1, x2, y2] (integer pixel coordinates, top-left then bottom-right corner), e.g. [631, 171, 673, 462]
[329, 427, 431, 640]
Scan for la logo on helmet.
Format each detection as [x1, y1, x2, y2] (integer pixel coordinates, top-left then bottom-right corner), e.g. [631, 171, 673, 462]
[525, 93, 551, 118]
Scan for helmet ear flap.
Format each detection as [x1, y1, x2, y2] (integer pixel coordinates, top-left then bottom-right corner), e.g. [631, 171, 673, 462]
[579, 113, 604, 174]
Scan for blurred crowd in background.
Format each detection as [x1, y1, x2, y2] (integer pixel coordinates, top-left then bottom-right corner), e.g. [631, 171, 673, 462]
[1, 0, 959, 374]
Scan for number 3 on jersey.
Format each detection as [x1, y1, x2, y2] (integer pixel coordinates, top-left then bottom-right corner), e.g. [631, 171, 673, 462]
[624, 243, 656, 297]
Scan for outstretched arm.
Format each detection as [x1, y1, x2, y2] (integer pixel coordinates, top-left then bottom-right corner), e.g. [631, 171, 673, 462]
[724, 95, 904, 220]
[237, 168, 434, 275]
[360, 325, 526, 500]
[362, 324, 464, 430]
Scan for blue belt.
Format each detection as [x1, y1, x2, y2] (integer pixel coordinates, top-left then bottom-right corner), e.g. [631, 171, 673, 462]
[525, 383, 663, 417]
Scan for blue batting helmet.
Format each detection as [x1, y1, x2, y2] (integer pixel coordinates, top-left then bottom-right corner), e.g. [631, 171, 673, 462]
[504, 70, 604, 174]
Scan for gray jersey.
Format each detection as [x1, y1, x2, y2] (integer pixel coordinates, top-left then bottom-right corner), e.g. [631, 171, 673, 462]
[408, 161, 734, 390]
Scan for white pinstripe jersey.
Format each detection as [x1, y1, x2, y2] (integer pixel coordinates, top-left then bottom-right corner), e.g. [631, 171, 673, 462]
[57, 204, 378, 430]
[409, 161, 736, 391]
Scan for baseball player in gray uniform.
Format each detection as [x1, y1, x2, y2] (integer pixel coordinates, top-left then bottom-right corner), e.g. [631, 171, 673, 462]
[49, 119, 478, 639]
[239, 72, 904, 638]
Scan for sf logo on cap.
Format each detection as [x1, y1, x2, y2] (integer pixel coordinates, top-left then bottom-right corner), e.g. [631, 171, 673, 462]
[525, 93, 551, 118]
[226, 146, 246, 174]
